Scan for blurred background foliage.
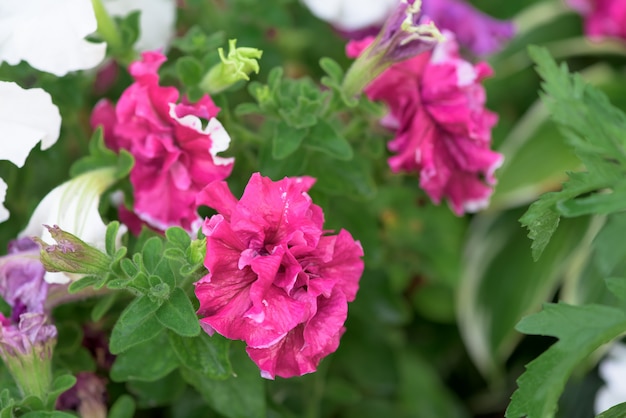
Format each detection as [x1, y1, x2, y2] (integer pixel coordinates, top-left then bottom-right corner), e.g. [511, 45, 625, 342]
[1, 0, 626, 416]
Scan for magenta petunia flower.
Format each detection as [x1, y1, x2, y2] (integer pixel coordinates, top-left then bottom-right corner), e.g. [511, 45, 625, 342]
[194, 173, 364, 379]
[567, 0, 626, 41]
[91, 51, 234, 233]
[348, 33, 503, 215]
[421, 0, 515, 56]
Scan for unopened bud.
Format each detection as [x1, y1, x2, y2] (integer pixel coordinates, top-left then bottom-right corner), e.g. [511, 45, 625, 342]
[200, 39, 263, 94]
[33, 225, 111, 275]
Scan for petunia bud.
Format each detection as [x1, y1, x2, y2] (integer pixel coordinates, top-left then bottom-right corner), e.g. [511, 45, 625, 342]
[0, 313, 57, 399]
[342, 0, 444, 97]
[33, 225, 111, 276]
[200, 39, 263, 94]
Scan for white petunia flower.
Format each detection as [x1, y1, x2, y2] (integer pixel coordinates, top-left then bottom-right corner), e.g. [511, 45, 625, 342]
[595, 342, 626, 414]
[0, 0, 106, 76]
[0, 81, 61, 223]
[301, 0, 398, 31]
[20, 168, 127, 284]
[103, 0, 177, 51]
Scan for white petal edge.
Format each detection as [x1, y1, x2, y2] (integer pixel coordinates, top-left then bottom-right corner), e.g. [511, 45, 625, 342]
[0, 179, 8, 223]
[0, 0, 106, 76]
[0, 81, 61, 167]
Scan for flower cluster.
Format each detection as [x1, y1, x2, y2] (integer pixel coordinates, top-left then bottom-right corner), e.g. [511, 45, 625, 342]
[194, 173, 364, 379]
[91, 51, 234, 233]
[347, 33, 503, 215]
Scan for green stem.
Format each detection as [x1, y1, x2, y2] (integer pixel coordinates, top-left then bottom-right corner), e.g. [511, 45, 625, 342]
[91, 0, 123, 52]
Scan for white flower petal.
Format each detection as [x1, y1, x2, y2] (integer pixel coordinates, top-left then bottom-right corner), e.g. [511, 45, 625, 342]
[0, 82, 61, 167]
[19, 168, 127, 284]
[301, 0, 398, 31]
[0, 179, 8, 223]
[103, 0, 177, 51]
[0, 0, 106, 76]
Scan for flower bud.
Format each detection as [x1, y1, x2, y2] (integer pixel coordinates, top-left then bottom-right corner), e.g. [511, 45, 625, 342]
[34, 225, 111, 275]
[200, 39, 263, 94]
[342, 0, 444, 97]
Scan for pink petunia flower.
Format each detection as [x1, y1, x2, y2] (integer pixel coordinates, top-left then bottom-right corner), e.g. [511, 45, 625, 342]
[91, 51, 234, 233]
[567, 0, 626, 41]
[347, 33, 503, 215]
[194, 173, 364, 379]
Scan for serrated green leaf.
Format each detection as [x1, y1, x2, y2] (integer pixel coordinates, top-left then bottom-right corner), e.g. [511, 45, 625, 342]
[506, 303, 626, 418]
[521, 46, 626, 260]
[272, 121, 307, 160]
[109, 295, 163, 354]
[108, 395, 136, 418]
[156, 287, 200, 337]
[304, 120, 353, 160]
[168, 331, 231, 379]
[111, 332, 178, 382]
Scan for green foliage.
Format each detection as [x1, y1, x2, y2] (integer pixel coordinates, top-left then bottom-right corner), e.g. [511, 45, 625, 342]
[506, 303, 626, 418]
[520, 47, 626, 260]
[69, 129, 134, 180]
[596, 403, 626, 418]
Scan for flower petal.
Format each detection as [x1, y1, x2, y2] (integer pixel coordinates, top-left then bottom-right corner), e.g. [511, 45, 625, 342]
[0, 0, 106, 76]
[0, 82, 61, 167]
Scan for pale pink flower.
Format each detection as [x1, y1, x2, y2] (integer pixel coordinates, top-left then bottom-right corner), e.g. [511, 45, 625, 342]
[567, 0, 626, 41]
[194, 173, 364, 379]
[348, 33, 503, 215]
[91, 51, 234, 232]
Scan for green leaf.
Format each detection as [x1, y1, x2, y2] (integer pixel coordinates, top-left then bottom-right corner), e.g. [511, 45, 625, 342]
[459, 210, 592, 379]
[105, 221, 122, 256]
[111, 332, 178, 382]
[67, 276, 98, 294]
[593, 213, 626, 276]
[272, 121, 307, 160]
[109, 295, 163, 354]
[596, 402, 626, 418]
[20, 412, 77, 418]
[142, 237, 164, 273]
[605, 277, 626, 302]
[45, 375, 76, 410]
[69, 129, 134, 180]
[304, 121, 353, 160]
[168, 331, 232, 379]
[108, 395, 136, 418]
[521, 46, 626, 260]
[127, 371, 186, 408]
[506, 303, 626, 418]
[307, 155, 376, 199]
[117, 11, 140, 51]
[165, 227, 191, 250]
[181, 342, 265, 418]
[171, 26, 225, 55]
[91, 293, 118, 321]
[176, 56, 205, 87]
[155, 287, 201, 337]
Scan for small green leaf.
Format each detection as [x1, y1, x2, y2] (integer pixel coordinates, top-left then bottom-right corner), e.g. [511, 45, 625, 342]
[111, 332, 178, 382]
[180, 342, 265, 418]
[91, 293, 118, 322]
[108, 395, 136, 418]
[156, 287, 201, 337]
[165, 227, 191, 250]
[596, 402, 626, 418]
[319, 57, 344, 82]
[272, 121, 307, 160]
[176, 56, 204, 87]
[171, 26, 225, 54]
[120, 258, 138, 278]
[109, 295, 163, 354]
[305, 120, 353, 160]
[45, 374, 76, 410]
[506, 303, 626, 418]
[605, 277, 626, 302]
[67, 276, 98, 294]
[168, 332, 231, 379]
[105, 221, 121, 256]
[142, 237, 164, 273]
